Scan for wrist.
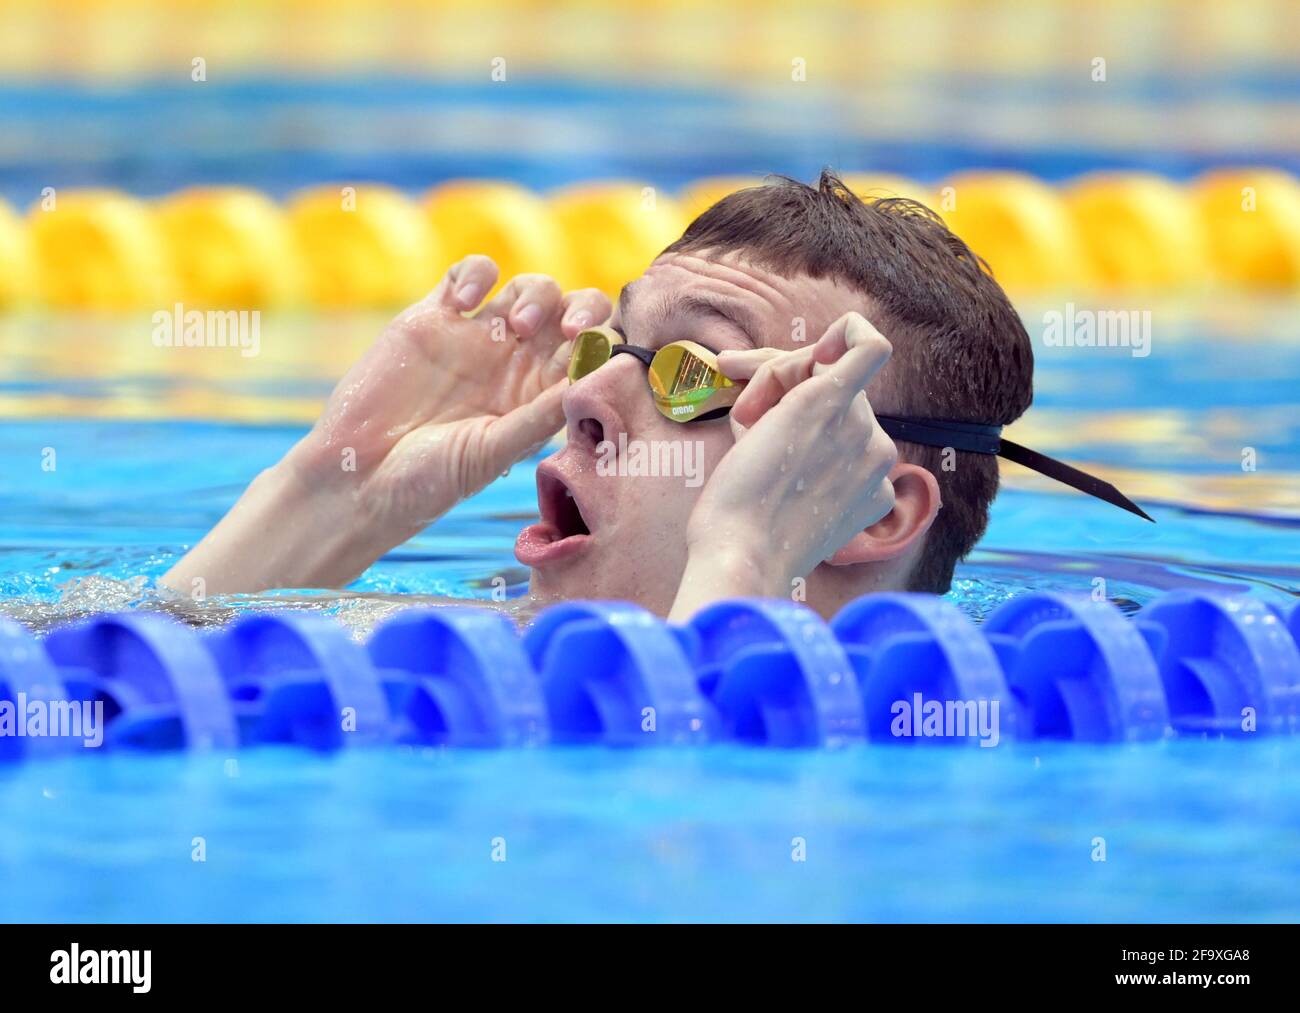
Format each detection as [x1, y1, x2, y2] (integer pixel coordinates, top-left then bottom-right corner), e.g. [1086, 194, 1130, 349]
[160, 455, 387, 597]
[261, 456, 393, 586]
[668, 543, 790, 624]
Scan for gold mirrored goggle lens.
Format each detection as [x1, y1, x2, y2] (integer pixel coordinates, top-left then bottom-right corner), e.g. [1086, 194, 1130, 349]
[646, 341, 736, 421]
[567, 327, 615, 383]
[569, 328, 738, 423]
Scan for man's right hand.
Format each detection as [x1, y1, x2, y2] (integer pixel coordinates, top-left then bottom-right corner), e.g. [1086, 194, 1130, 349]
[161, 256, 610, 596]
[289, 255, 611, 543]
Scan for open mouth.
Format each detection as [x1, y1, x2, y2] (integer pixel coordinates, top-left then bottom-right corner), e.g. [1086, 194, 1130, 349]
[513, 468, 594, 567]
[541, 470, 590, 538]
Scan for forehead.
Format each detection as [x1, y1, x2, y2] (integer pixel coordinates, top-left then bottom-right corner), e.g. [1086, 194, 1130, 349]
[614, 251, 866, 350]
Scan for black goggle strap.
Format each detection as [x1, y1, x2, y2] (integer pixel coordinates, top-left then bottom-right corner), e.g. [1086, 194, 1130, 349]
[595, 348, 1150, 521]
[609, 344, 655, 367]
[875, 414, 1154, 522]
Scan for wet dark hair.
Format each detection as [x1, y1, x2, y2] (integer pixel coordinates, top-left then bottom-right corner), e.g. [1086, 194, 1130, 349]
[661, 169, 1034, 593]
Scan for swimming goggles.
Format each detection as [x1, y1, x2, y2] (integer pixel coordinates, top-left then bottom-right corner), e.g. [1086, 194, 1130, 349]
[568, 325, 1153, 521]
[568, 325, 741, 422]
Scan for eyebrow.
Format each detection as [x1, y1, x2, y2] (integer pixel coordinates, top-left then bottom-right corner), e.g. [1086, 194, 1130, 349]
[617, 282, 761, 349]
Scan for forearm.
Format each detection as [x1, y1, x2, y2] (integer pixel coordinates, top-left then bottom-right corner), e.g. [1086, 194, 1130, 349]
[159, 450, 395, 597]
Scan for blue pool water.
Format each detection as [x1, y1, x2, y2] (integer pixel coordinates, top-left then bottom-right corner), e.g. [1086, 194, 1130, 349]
[4, 75, 1299, 205]
[3, 740, 1299, 922]
[1, 310, 1298, 921]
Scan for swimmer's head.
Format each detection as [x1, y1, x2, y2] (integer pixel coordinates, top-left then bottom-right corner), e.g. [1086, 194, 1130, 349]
[516, 170, 1034, 617]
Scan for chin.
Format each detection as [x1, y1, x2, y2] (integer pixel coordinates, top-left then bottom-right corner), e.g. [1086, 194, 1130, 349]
[526, 561, 584, 603]
[527, 561, 667, 615]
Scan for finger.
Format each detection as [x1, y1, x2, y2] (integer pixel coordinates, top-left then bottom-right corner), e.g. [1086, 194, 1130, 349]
[511, 287, 608, 371]
[728, 345, 817, 430]
[439, 254, 501, 312]
[715, 347, 782, 382]
[811, 312, 892, 387]
[782, 371, 879, 436]
[785, 318, 892, 426]
[717, 347, 801, 438]
[485, 379, 567, 464]
[722, 312, 888, 428]
[559, 288, 613, 338]
[480, 273, 563, 338]
[855, 397, 898, 475]
[537, 336, 576, 386]
[845, 388, 880, 440]
[807, 311, 858, 373]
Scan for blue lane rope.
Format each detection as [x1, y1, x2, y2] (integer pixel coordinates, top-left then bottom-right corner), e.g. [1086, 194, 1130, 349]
[2, 590, 1299, 758]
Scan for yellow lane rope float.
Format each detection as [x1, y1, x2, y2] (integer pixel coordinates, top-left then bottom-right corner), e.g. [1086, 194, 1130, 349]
[4, 170, 1298, 311]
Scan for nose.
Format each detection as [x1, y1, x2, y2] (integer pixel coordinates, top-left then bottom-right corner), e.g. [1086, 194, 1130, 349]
[562, 358, 638, 454]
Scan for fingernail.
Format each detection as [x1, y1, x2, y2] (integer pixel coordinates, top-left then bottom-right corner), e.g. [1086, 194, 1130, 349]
[565, 309, 592, 330]
[846, 314, 868, 348]
[516, 303, 544, 333]
[456, 282, 484, 307]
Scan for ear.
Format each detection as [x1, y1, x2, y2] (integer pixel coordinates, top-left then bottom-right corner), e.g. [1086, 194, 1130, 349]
[826, 463, 941, 567]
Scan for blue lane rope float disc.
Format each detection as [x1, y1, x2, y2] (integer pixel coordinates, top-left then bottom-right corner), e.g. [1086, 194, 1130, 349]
[368, 607, 549, 748]
[686, 599, 865, 748]
[206, 611, 392, 749]
[831, 593, 1017, 745]
[1139, 591, 1300, 736]
[42, 613, 239, 751]
[0, 618, 76, 761]
[1275, 599, 1300, 679]
[982, 594, 1170, 742]
[2, 590, 1299, 761]
[523, 601, 713, 745]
